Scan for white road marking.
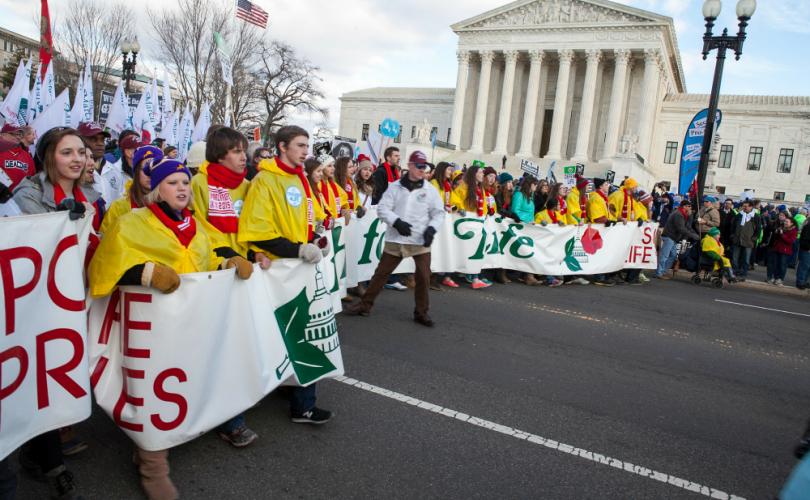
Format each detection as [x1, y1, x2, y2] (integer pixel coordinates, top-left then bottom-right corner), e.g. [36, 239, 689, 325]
[715, 299, 810, 318]
[334, 375, 745, 500]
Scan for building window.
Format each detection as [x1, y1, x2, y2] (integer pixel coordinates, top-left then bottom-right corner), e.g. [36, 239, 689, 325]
[410, 126, 416, 139]
[663, 141, 678, 164]
[361, 124, 369, 141]
[777, 148, 793, 173]
[747, 146, 763, 170]
[715, 186, 725, 194]
[718, 145, 733, 168]
[805, 194, 810, 203]
[773, 191, 785, 201]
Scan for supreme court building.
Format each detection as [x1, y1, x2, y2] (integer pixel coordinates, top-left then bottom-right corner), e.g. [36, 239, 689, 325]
[339, 0, 810, 203]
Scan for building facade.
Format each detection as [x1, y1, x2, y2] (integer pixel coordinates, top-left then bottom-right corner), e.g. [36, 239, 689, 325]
[338, 0, 810, 203]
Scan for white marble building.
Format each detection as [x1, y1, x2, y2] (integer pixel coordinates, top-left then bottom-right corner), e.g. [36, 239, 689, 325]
[338, 0, 810, 203]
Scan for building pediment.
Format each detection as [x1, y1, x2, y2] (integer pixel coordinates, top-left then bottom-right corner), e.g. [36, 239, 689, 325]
[452, 0, 671, 31]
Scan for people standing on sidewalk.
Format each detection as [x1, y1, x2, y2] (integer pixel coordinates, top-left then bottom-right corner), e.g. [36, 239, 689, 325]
[796, 218, 810, 290]
[347, 151, 445, 326]
[730, 200, 758, 281]
[697, 195, 721, 235]
[719, 198, 736, 253]
[766, 212, 798, 286]
[655, 200, 699, 279]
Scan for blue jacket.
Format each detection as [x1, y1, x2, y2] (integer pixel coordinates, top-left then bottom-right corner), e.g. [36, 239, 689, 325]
[511, 191, 535, 223]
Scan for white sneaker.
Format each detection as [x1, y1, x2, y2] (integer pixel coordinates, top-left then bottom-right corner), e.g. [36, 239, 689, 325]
[573, 277, 590, 285]
[639, 272, 650, 283]
[384, 282, 408, 291]
[775, 279, 783, 287]
[766, 278, 774, 284]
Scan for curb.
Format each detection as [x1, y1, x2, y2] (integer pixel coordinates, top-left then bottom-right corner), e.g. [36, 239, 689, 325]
[669, 272, 810, 298]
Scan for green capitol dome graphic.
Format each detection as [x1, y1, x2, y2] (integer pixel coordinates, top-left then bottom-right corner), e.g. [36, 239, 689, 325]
[305, 267, 340, 354]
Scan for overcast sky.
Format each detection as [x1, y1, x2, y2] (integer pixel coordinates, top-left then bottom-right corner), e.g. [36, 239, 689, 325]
[2, 0, 808, 130]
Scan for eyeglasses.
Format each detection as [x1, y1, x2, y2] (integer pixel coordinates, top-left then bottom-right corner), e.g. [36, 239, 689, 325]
[413, 163, 428, 170]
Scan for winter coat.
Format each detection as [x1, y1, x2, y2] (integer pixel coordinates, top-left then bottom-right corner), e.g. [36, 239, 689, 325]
[511, 191, 535, 224]
[13, 171, 101, 215]
[698, 206, 720, 234]
[800, 222, 810, 252]
[731, 212, 759, 249]
[377, 176, 445, 246]
[662, 209, 699, 242]
[769, 225, 798, 255]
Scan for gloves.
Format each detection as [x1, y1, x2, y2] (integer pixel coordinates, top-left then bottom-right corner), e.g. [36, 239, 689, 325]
[56, 198, 86, 221]
[637, 219, 644, 227]
[458, 209, 467, 217]
[316, 235, 331, 256]
[298, 243, 323, 264]
[225, 256, 254, 280]
[540, 221, 548, 227]
[0, 184, 11, 204]
[423, 226, 437, 247]
[356, 206, 366, 219]
[143, 262, 181, 294]
[392, 218, 412, 236]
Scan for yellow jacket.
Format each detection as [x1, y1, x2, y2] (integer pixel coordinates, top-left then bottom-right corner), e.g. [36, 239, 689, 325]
[191, 171, 250, 258]
[565, 189, 583, 225]
[587, 192, 614, 222]
[451, 182, 496, 214]
[701, 234, 732, 270]
[635, 201, 650, 222]
[89, 207, 219, 297]
[431, 178, 453, 208]
[100, 195, 134, 235]
[609, 188, 637, 221]
[337, 180, 360, 210]
[238, 158, 325, 257]
[535, 209, 565, 225]
[321, 179, 349, 216]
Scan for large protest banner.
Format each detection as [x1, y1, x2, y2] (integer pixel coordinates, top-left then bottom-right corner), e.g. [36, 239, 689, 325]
[0, 213, 93, 460]
[344, 208, 658, 286]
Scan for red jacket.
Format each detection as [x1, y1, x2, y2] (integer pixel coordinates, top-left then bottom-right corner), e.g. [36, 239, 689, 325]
[0, 140, 35, 191]
[771, 226, 798, 255]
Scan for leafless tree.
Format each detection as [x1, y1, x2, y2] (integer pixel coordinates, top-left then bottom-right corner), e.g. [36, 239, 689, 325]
[256, 41, 328, 145]
[53, 0, 135, 111]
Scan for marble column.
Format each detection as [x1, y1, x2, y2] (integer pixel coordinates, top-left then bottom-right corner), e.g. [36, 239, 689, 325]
[600, 48, 632, 161]
[636, 48, 661, 162]
[572, 49, 602, 162]
[517, 50, 544, 157]
[493, 50, 519, 155]
[449, 50, 471, 149]
[470, 50, 494, 154]
[544, 49, 574, 161]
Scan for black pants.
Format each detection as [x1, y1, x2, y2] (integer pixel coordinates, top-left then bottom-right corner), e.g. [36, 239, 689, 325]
[24, 430, 63, 474]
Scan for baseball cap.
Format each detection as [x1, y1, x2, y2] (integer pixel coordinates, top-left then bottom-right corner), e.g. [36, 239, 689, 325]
[119, 134, 142, 150]
[76, 121, 111, 138]
[0, 123, 23, 134]
[408, 151, 428, 168]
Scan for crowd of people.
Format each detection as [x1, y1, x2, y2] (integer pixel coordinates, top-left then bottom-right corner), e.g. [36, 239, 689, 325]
[1, 119, 809, 499]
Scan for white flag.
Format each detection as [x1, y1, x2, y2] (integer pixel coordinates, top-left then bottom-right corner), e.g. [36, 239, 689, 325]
[213, 32, 233, 86]
[131, 90, 156, 144]
[32, 88, 71, 142]
[177, 105, 195, 161]
[42, 62, 56, 108]
[82, 58, 94, 122]
[104, 80, 129, 135]
[0, 59, 30, 126]
[160, 72, 173, 135]
[190, 101, 211, 143]
[69, 65, 86, 126]
[29, 64, 43, 122]
[169, 107, 180, 147]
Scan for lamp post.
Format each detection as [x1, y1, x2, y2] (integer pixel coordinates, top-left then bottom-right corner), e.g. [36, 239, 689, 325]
[121, 37, 140, 93]
[694, 0, 756, 209]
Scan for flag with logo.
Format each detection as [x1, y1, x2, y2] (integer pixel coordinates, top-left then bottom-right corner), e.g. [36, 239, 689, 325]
[0, 59, 31, 126]
[104, 80, 129, 135]
[213, 32, 233, 86]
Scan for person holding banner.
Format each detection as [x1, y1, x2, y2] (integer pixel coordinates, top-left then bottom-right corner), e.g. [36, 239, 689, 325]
[567, 175, 589, 225]
[608, 177, 639, 224]
[319, 154, 350, 223]
[100, 144, 162, 234]
[88, 157, 254, 499]
[534, 197, 565, 288]
[451, 165, 493, 289]
[238, 125, 333, 426]
[347, 150, 446, 326]
[371, 146, 401, 205]
[335, 156, 363, 219]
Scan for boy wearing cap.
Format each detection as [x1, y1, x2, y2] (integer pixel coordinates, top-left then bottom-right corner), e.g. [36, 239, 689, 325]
[0, 124, 36, 197]
[347, 150, 446, 326]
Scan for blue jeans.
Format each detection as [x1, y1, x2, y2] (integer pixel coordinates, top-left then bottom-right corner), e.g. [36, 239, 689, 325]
[766, 251, 790, 281]
[732, 246, 752, 277]
[656, 236, 678, 277]
[796, 250, 810, 287]
[291, 384, 317, 415]
[218, 413, 245, 434]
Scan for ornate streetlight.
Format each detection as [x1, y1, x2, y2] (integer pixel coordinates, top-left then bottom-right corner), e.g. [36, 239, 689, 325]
[694, 0, 756, 207]
[121, 37, 140, 93]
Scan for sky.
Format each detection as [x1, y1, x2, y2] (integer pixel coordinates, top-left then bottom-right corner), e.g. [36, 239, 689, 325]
[2, 0, 808, 130]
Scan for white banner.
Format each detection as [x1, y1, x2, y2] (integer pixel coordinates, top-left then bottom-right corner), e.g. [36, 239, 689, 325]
[0, 213, 92, 460]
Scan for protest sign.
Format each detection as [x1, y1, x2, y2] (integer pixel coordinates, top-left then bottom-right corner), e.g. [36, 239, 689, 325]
[520, 158, 539, 178]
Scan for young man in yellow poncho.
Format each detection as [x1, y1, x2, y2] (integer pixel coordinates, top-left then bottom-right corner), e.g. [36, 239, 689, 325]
[586, 177, 616, 286]
[566, 175, 589, 225]
[608, 177, 639, 224]
[701, 227, 736, 282]
[237, 124, 334, 426]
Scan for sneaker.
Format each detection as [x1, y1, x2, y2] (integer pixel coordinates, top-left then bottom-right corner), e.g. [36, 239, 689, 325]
[46, 465, 82, 500]
[766, 278, 774, 285]
[463, 274, 475, 284]
[219, 425, 258, 448]
[571, 277, 590, 285]
[775, 279, 783, 287]
[639, 273, 650, 283]
[547, 278, 563, 288]
[441, 277, 459, 288]
[593, 278, 615, 286]
[471, 279, 491, 289]
[384, 282, 408, 291]
[291, 407, 332, 425]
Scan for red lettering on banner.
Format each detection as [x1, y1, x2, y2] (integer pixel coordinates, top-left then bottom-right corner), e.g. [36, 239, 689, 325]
[113, 367, 145, 431]
[36, 329, 87, 409]
[97, 290, 121, 346]
[0, 247, 42, 335]
[123, 293, 152, 359]
[625, 245, 654, 265]
[0, 346, 28, 428]
[151, 368, 188, 431]
[90, 356, 109, 389]
[47, 235, 84, 312]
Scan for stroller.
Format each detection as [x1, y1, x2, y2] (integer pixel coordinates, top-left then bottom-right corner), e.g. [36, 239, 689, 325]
[678, 241, 725, 288]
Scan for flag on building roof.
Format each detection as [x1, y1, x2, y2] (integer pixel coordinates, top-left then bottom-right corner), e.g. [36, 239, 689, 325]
[236, 0, 268, 29]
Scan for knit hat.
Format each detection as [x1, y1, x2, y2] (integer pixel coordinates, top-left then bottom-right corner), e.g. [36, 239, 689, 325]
[703, 195, 717, 203]
[119, 134, 142, 150]
[623, 177, 638, 190]
[133, 145, 164, 169]
[498, 172, 513, 184]
[637, 190, 652, 204]
[318, 154, 336, 166]
[356, 153, 371, 164]
[471, 159, 485, 168]
[593, 178, 608, 189]
[707, 227, 721, 237]
[186, 142, 207, 171]
[483, 166, 497, 178]
[575, 174, 589, 190]
[145, 159, 192, 191]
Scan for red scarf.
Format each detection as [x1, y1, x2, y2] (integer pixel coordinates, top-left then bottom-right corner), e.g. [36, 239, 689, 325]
[320, 179, 342, 217]
[621, 188, 635, 220]
[595, 190, 609, 204]
[442, 180, 452, 208]
[557, 196, 567, 215]
[548, 210, 558, 224]
[53, 183, 100, 231]
[579, 192, 588, 218]
[678, 205, 689, 221]
[275, 157, 314, 241]
[206, 163, 246, 234]
[130, 198, 139, 209]
[475, 187, 486, 217]
[344, 180, 355, 209]
[148, 204, 196, 248]
[382, 162, 400, 183]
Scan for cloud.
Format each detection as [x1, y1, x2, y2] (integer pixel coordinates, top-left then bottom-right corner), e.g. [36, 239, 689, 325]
[761, 0, 810, 34]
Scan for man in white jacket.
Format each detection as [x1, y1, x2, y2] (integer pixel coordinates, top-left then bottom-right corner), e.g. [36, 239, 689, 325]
[347, 150, 445, 326]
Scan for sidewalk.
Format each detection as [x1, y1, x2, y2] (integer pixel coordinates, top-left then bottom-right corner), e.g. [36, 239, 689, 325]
[669, 262, 809, 298]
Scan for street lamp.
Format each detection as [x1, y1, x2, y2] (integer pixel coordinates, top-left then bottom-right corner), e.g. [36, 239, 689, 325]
[121, 37, 140, 93]
[694, 0, 756, 208]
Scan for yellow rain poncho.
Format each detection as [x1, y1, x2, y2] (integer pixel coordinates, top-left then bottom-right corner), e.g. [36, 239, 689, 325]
[100, 195, 135, 235]
[701, 234, 732, 271]
[534, 209, 565, 225]
[587, 191, 614, 223]
[191, 172, 250, 257]
[89, 207, 219, 297]
[566, 188, 583, 225]
[451, 182, 495, 215]
[609, 188, 637, 221]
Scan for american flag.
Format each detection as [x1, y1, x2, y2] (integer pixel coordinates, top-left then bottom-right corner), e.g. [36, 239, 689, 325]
[236, 0, 268, 29]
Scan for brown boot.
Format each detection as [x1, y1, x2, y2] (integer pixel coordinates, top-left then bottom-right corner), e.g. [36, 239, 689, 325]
[402, 274, 416, 288]
[345, 301, 370, 317]
[524, 273, 540, 286]
[495, 269, 511, 284]
[429, 275, 443, 291]
[135, 448, 178, 500]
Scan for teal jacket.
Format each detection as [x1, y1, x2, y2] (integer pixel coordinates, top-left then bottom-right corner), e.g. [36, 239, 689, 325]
[511, 191, 535, 223]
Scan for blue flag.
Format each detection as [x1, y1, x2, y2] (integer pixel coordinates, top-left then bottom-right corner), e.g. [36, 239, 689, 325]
[678, 108, 722, 195]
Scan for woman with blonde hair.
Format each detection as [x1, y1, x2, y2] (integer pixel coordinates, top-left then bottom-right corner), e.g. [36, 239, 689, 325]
[451, 165, 492, 289]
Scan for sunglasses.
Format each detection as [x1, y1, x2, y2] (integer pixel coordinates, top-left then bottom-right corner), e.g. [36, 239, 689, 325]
[413, 163, 429, 170]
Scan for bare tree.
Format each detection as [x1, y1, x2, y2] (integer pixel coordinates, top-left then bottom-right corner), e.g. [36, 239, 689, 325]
[256, 41, 328, 145]
[54, 0, 135, 111]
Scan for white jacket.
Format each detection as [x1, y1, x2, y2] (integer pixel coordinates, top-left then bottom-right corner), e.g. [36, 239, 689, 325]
[98, 158, 128, 203]
[377, 177, 445, 246]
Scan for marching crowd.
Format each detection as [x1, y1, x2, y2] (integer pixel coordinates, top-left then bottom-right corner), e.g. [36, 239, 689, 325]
[1, 119, 809, 499]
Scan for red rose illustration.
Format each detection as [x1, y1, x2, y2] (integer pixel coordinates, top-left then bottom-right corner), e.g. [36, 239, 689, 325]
[581, 226, 603, 255]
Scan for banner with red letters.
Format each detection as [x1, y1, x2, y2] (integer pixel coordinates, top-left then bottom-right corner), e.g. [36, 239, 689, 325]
[0, 213, 92, 460]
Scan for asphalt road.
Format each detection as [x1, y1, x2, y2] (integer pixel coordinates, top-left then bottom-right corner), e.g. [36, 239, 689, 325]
[15, 275, 810, 499]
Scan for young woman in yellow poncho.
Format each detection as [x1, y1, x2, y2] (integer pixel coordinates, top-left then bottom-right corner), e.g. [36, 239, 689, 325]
[88, 158, 253, 500]
[451, 165, 493, 289]
[534, 196, 565, 287]
[334, 155, 363, 221]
